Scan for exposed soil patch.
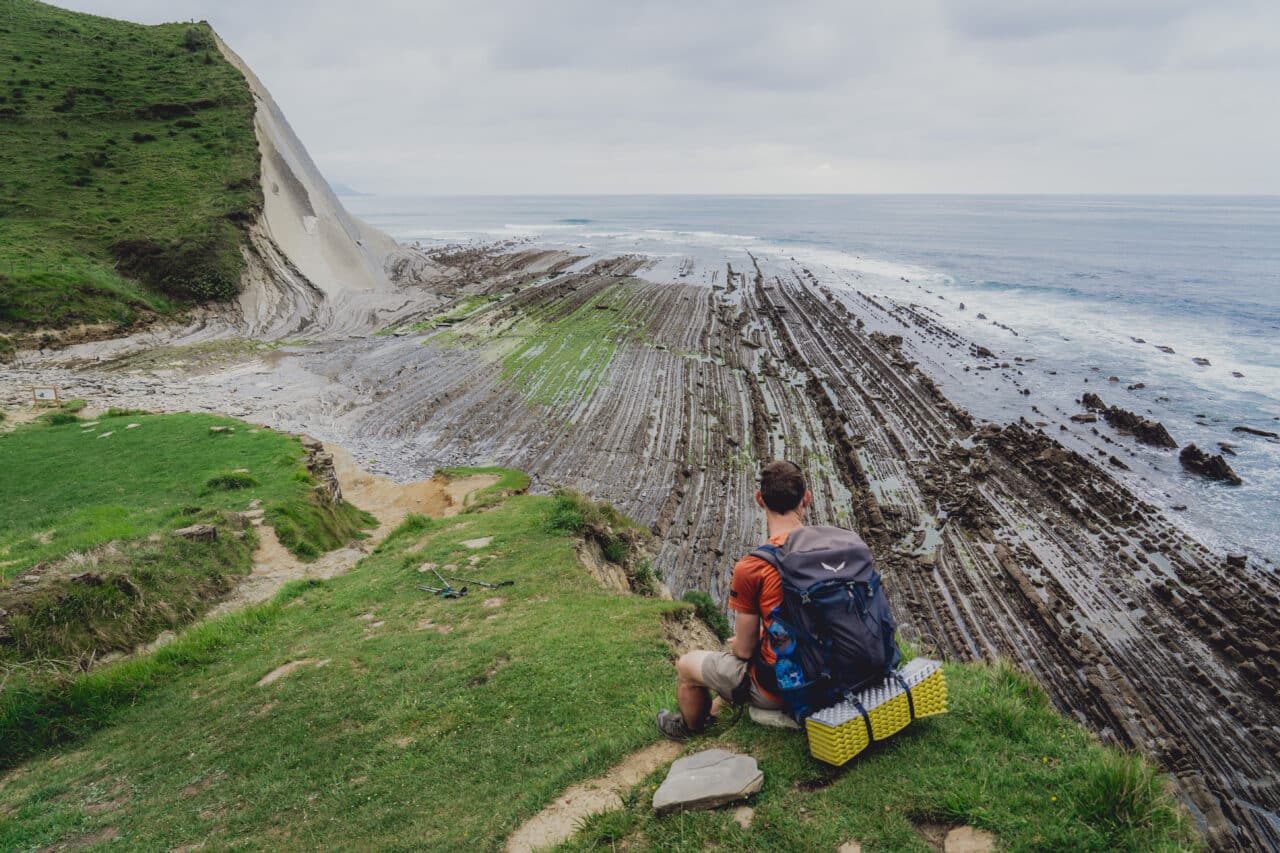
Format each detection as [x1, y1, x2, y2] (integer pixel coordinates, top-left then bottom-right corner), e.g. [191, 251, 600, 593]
[504, 741, 682, 853]
[329, 444, 498, 534]
[913, 820, 952, 852]
[208, 452, 498, 615]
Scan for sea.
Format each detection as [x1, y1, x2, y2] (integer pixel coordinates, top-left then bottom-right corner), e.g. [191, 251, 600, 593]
[343, 194, 1280, 564]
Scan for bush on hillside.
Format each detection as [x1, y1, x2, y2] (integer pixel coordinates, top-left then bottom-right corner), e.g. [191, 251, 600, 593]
[111, 234, 243, 301]
[546, 487, 649, 566]
[682, 590, 731, 641]
[205, 472, 258, 491]
[41, 410, 80, 426]
[181, 26, 213, 52]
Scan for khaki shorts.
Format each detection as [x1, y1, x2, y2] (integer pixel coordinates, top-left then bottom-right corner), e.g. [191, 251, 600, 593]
[699, 651, 783, 710]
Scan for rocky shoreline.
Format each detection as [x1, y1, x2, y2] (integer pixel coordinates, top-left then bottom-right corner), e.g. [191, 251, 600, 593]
[3, 244, 1277, 849]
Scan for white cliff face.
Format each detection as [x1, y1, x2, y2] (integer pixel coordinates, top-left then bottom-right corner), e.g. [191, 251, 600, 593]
[214, 33, 439, 339]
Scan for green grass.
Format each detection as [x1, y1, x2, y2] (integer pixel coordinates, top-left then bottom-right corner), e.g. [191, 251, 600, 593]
[0, 0, 260, 332]
[0, 412, 372, 669]
[0, 412, 348, 577]
[0, 487, 1196, 851]
[0, 490, 687, 850]
[565, 660, 1198, 852]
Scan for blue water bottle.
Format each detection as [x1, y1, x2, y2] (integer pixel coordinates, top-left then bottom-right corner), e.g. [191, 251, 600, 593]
[769, 618, 809, 719]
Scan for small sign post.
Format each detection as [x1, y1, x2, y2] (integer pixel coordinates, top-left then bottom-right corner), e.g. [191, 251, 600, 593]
[32, 386, 60, 408]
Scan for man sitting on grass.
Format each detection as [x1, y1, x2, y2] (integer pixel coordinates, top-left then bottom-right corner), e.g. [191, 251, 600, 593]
[656, 460, 809, 741]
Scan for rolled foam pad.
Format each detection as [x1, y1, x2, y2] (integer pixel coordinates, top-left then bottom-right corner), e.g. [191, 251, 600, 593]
[804, 657, 948, 766]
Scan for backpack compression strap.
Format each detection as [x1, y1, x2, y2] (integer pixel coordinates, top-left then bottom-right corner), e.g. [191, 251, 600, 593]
[890, 671, 916, 721]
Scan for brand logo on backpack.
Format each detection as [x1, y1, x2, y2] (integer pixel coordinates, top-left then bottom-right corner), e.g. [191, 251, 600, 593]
[751, 526, 901, 722]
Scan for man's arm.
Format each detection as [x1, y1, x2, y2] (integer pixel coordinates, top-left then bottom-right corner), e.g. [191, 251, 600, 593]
[730, 612, 761, 660]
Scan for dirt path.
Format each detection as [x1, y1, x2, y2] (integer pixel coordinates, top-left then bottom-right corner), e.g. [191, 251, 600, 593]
[504, 741, 682, 853]
[209, 448, 498, 616]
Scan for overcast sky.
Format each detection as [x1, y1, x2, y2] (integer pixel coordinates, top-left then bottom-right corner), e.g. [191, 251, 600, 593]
[51, 0, 1280, 194]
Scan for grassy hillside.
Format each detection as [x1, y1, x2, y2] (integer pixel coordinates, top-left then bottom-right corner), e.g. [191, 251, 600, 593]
[0, 0, 260, 336]
[0, 410, 372, 669]
[0, 484, 1198, 851]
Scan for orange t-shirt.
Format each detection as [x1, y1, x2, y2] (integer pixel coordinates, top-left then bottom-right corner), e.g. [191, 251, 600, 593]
[727, 531, 790, 700]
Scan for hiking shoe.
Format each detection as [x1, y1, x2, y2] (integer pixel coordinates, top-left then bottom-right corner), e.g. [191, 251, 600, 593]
[655, 709, 695, 742]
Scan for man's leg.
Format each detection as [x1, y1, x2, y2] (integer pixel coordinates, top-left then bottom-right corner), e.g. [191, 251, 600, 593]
[658, 650, 750, 742]
[675, 651, 715, 730]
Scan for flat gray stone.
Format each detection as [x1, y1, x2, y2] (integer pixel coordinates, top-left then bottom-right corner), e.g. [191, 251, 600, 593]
[652, 748, 763, 816]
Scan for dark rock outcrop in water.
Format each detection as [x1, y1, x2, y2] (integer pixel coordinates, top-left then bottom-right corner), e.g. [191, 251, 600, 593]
[1232, 425, 1279, 440]
[1103, 407, 1177, 448]
[1082, 392, 1107, 411]
[1079, 393, 1177, 448]
[1179, 444, 1243, 485]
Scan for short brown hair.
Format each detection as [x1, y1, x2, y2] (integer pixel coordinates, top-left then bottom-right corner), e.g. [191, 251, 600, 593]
[759, 460, 806, 513]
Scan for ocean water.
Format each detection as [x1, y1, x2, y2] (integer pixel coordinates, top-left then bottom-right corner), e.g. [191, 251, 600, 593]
[344, 194, 1280, 561]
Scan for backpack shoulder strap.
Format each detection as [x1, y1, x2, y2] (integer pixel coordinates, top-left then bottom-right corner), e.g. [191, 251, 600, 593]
[748, 543, 783, 571]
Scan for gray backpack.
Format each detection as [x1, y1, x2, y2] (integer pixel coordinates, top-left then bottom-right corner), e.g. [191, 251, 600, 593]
[751, 526, 901, 720]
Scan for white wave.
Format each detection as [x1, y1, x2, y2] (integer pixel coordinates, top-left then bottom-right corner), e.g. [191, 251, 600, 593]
[755, 243, 951, 287]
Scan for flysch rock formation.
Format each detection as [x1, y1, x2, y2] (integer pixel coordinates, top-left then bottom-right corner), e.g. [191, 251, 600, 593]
[6, 37, 1279, 851]
[14, 245, 1277, 850]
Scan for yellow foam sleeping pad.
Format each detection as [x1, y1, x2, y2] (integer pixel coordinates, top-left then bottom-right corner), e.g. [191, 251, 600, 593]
[805, 657, 948, 766]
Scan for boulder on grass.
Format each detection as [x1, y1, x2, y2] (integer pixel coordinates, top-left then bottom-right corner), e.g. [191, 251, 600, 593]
[652, 749, 763, 816]
[173, 523, 218, 541]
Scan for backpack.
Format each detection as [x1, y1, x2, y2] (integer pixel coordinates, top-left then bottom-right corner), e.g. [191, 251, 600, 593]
[751, 526, 902, 721]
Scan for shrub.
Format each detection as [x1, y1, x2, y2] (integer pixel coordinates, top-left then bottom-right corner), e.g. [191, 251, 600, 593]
[629, 559, 659, 596]
[41, 410, 79, 426]
[181, 26, 214, 52]
[111, 234, 242, 301]
[204, 472, 258, 491]
[682, 590, 731, 642]
[545, 491, 586, 534]
[601, 536, 629, 564]
[61, 399, 86, 412]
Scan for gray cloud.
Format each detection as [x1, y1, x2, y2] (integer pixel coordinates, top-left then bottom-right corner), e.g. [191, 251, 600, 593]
[44, 0, 1280, 193]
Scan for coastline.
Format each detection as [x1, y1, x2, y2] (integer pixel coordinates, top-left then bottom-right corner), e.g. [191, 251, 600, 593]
[4, 239, 1278, 848]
